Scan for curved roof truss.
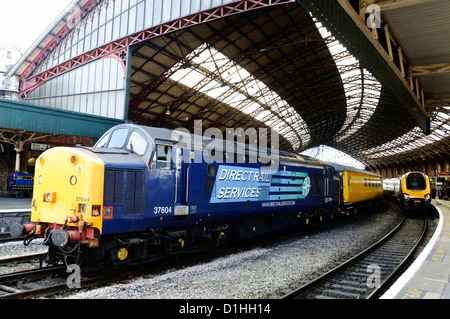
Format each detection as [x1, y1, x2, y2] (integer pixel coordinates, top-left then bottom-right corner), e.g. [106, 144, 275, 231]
[8, 0, 449, 170]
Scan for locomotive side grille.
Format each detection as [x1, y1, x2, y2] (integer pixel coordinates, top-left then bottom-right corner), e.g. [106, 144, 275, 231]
[105, 169, 145, 215]
[104, 169, 124, 205]
[134, 171, 145, 214]
[115, 171, 124, 205]
[126, 171, 145, 215]
[104, 169, 115, 204]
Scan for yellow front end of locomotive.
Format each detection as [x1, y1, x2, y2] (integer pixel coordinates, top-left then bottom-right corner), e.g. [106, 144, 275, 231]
[32, 147, 105, 234]
[401, 173, 431, 200]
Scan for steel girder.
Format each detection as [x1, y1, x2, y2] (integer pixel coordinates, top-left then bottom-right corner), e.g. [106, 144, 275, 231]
[17, 0, 294, 101]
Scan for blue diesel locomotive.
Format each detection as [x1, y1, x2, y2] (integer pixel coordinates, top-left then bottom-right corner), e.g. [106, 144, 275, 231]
[13, 124, 379, 268]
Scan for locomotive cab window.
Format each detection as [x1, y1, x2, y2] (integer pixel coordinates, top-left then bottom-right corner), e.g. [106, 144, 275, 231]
[108, 128, 129, 148]
[126, 131, 147, 156]
[406, 173, 426, 190]
[207, 164, 216, 177]
[96, 133, 110, 148]
[156, 145, 172, 169]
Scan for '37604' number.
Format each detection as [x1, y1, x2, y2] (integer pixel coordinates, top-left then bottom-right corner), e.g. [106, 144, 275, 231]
[153, 206, 172, 215]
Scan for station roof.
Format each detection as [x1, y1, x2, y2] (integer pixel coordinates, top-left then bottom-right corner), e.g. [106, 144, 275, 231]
[0, 98, 123, 138]
[340, 0, 450, 168]
[127, 1, 449, 168]
[7, 0, 450, 170]
[380, 0, 450, 101]
[128, 4, 347, 153]
[8, 0, 84, 78]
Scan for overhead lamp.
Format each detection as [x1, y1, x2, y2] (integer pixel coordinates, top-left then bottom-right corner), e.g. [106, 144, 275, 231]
[166, 106, 171, 115]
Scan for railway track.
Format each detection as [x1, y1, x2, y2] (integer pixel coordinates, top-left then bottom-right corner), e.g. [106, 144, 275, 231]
[0, 260, 126, 299]
[0, 234, 23, 244]
[0, 253, 45, 267]
[282, 215, 427, 299]
[0, 264, 68, 298]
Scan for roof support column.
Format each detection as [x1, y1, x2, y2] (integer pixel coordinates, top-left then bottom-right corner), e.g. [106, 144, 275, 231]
[14, 141, 24, 172]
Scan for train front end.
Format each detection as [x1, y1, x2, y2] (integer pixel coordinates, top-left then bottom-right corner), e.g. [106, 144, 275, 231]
[11, 147, 105, 261]
[401, 172, 431, 212]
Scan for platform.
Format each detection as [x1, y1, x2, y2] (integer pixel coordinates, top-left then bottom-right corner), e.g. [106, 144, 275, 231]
[0, 197, 32, 213]
[0, 197, 31, 234]
[382, 200, 450, 299]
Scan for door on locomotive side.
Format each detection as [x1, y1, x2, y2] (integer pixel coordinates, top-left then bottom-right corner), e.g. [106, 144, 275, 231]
[149, 144, 191, 220]
[149, 144, 176, 220]
[173, 146, 190, 218]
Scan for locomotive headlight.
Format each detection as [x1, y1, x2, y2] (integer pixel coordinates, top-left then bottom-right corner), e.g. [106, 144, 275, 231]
[424, 194, 431, 201]
[70, 175, 77, 185]
[103, 206, 113, 220]
[38, 176, 43, 184]
[70, 155, 79, 165]
[44, 191, 56, 202]
[403, 193, 410, 200]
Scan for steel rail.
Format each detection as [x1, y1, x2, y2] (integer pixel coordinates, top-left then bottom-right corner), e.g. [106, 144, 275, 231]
[367, 216, 428, 299]
[0, 253, 45, 267]
[282, 215, 427, 299]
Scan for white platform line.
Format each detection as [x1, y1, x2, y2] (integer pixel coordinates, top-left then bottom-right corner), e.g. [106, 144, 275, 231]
[380, 205, 444, 299]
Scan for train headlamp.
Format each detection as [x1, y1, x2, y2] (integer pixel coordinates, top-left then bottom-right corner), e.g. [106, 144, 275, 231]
[103, 206, 113, 220]
[424, 194, 431, 201]
[44, 191, 56, 202]
[70, 155, 79, 165]
[70, 175, 77, 185]
[38, 176, 43, 184]
[403, 193, 410, 200]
